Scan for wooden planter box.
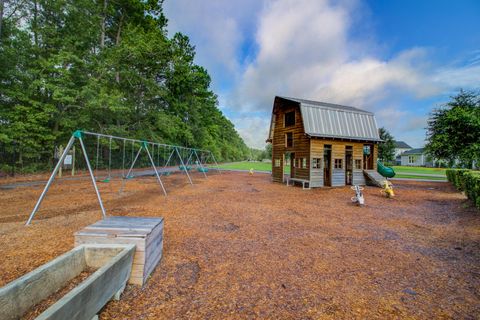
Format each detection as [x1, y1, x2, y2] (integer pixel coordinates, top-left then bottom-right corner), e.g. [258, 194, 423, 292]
[75, 216, 164, 286]
[0, 244, 135, 320]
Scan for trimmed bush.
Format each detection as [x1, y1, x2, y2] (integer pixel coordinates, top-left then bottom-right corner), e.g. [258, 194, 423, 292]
[464, 171, 480, 209]
[446, 169, 469, 190]
[446, 169, 480, 209]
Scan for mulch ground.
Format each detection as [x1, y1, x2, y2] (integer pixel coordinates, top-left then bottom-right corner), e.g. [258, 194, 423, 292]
[0, 171, 479, 319]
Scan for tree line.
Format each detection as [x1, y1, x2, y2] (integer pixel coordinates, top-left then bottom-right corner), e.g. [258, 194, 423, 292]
[0, 0, 249, 173]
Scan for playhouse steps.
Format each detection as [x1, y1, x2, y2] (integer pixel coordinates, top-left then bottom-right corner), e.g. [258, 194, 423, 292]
[363, 170, 385, 187]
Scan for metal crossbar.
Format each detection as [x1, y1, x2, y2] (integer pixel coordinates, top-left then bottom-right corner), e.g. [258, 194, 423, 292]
[25, 130, 221, 225]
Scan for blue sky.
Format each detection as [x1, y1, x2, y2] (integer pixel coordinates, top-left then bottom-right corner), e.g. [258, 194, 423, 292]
[164, 0, 480, 149]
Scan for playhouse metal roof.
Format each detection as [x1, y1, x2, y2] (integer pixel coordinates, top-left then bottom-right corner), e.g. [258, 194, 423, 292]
[276, 96, 381, 142]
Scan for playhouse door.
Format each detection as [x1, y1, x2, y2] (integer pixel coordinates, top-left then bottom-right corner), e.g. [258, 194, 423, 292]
[345, 146, 353, 185]
[363, 144, 374, 170]
[323, 146, 331, 186]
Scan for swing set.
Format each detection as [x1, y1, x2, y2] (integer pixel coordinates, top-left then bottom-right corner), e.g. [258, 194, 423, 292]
[25, 130, 221, 225]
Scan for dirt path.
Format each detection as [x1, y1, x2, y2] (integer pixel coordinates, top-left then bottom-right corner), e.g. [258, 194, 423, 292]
[0, 172, 478, 319]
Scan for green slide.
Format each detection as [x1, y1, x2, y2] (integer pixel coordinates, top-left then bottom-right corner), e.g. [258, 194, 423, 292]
[377, 160, 396, 178]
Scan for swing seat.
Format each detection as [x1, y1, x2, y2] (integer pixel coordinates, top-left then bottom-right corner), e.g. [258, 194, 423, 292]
[179, 165, 191, 171]
[100, 178, 110, 183]
[124, 175, 134, 180]
[197, 167, 209, 173]
[161, 172, 171, 176]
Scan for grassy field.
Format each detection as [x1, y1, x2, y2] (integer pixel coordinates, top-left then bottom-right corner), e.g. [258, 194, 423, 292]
[391, 166, 446, 175]
[218, 161, 293, 174]
[217, 161, 272, 171]
[218, 162, 447, 180]
[394, 174, 447, 181]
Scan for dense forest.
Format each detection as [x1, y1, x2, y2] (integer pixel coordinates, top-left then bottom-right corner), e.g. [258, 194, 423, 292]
[0, 0, 250, 172]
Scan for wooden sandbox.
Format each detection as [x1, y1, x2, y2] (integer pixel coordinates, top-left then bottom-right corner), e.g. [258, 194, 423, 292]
[75, 216, 164, 286]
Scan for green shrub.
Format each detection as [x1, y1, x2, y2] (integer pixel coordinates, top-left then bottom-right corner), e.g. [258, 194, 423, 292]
[446, 169, 469, 190]
[464, 171, 480, 209]
[446, 169, 480, 209]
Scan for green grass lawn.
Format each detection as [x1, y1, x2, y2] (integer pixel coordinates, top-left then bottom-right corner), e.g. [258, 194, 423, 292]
[217, 161, 273, 172]
[217, 161, 292, 174]
[218, 162, 448, 180]
[391, 166, 446, 176]
[394, 174, 447, 180]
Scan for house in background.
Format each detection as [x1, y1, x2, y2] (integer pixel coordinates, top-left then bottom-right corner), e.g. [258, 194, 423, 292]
[394, 141, 412, 165]
[400, 148, 434, 167]
[267, 96, 382, 188]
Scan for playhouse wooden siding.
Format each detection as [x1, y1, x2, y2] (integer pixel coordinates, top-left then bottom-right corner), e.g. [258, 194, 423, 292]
[310, 139, 377, 187]
[271, 101, 310, 183]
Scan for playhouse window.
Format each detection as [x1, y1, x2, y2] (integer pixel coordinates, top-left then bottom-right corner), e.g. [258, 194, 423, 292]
[293, 158, 302, 168]
[312, 158, 322, 169]
[354, 159, 362, 169]
[285, 132, 293, 147]
[334, 159, 343, 169]
[408, 155, 416, 164]
[301, 158, 307, 168]
[363, 145, 371, 155]
[275, 159, 281, 167]
[284, 111, 295, 127]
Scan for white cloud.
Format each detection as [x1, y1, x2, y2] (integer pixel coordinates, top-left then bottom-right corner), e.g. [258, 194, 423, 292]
[163, 1, 261, 88]
[432, 64, 480, 92]
[375, 107, 409, 130]
[164, 0, 480, 148]
[231, 116, 271, 149]
[229, 0, 445, 112]
[229, 0, 350, 111]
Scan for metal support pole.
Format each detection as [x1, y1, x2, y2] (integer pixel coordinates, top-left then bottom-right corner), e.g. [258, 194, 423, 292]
[125, 145, 143, 178]
[198, 151, 207, 168]
[71, 146, 76, 176]
[58, 145, 63, 178]
[194, 150, 207, 178]
[185, 150, 194, 166]
[26, 135, 76, 225]
[162, 148, 175, 173]
[176, 147, 193, 185]
[122, 140, 126, 178]
[144, 143, 167, 196]
[210, 152, 222, 174]
[119, 144, 142, 194]
[78, 136, 107, 220]
[108, 137, 112, 178]
[131, 140, 134, 167]
[95, 135, 100, 175]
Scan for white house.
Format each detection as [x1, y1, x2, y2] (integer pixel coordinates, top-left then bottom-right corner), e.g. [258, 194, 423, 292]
[394, 141, 412, 165]
[400, 148, 434, 167]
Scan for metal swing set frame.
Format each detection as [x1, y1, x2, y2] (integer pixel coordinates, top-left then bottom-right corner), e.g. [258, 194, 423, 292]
[26, 130, 221, 225]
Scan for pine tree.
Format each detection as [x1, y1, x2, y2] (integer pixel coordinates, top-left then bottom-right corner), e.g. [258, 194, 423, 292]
[0, 0, 249, 173]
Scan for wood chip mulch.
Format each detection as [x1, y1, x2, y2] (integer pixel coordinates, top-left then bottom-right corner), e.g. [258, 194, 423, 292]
[0, 172, 479, 319]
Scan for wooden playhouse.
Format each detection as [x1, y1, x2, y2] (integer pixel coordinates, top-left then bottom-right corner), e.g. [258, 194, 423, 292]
[267, 96, 382, 188]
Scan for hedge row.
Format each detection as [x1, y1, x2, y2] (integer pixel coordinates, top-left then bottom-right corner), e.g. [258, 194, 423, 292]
[446, 169, 480, 209]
